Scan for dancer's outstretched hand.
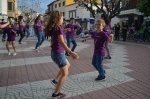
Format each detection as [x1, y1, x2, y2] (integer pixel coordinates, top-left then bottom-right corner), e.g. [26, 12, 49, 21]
[70, 52, 79, 59]
[81, 39, 86, 42]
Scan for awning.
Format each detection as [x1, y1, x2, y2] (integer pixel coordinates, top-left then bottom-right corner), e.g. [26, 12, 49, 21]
[84, 18, 94, 23]
[84, 18, 90, 21]
[90, 19, 94, 23]
[65, 20, 70, 22]
[75, 18, 82, 21]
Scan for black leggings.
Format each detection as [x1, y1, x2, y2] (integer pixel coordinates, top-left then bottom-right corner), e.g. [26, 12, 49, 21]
[18, 30, 25, 42]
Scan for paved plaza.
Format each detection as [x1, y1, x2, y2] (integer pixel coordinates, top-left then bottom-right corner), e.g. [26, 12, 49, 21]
[0, 36, 150, 99]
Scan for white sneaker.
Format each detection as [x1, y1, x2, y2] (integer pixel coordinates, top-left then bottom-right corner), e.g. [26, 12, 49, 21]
[13, 53, 17, 56]
[8, 52, 11, 56]
[39, 47, 42, 50]
[35, 49, 39, 52]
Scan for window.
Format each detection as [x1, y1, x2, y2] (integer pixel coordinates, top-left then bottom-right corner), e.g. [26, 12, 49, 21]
[59, 3, 61, 7]
[55, 4, 57, 8]
[62, 1, 65, 6]
[8, 2, 14, 11]
[69, 10, 76, 18]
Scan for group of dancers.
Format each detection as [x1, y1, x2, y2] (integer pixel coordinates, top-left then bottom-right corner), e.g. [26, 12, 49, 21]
[0, 10, 113, 98]
[0, 15, 46, 55]
[44, 11, 113, 98]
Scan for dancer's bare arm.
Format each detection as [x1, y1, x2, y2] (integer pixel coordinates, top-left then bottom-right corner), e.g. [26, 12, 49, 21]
[82, 36, 92, 42]
[107, 34, 114, 43]
[0, 22, 9, 28]
[58, 34, 79, 59]
[12, 29, 16, 34]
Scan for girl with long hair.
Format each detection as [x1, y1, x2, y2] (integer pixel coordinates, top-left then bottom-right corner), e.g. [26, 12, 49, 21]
[44, 11, 79, 98]
[34, 14, 45, 51]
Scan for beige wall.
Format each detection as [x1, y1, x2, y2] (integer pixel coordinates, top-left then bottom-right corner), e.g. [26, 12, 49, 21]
[53, 0, 66, 17]
[7, 0, 18, 18]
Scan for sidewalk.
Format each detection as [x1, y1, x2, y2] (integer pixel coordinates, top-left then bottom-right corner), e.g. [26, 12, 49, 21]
[0, 36, 150, 99]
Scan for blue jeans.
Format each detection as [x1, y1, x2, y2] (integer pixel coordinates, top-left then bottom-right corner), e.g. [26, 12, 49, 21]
[66, 38, 77, 52]
[140, 33, 144, 40]
[92, 55, 105, 79]
[105, 41, 110, 57]
[35, 32, 45, 49]
[2, 33, 6, 40]
[51, 52, 67, 68]
[26, 29, 30, 38]
[134, 34, 139, 39]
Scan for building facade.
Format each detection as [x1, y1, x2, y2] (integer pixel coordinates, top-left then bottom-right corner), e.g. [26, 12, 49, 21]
[53, 0, 66, 17]
[117, 0, 150, 29]
[0, 0, 8, 20]
[45, 0, 66, 22]
[65, 0, 100, 30]
[7, 0, 18, 18]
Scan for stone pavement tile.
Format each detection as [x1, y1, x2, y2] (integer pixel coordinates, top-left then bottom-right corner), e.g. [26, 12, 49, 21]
[15, 76, 23, 85]
[0, 60, 11, 68]
[71, 95, 82, 99]
[6, 83, 33, 99]
[0, 37, 150, 99]
[28, 74, 37, 82]
[87, 91, 102, 99]
[79, 93, 92, 99]
[7, 77, 16, 86]
[31, 80, 54, 99]
[15, 66, 22, 77]
[8, 67, 16, 78]
[61, 77, 85, 98]
[0, 67, 9, 87]
[20, 66, 28, 77]
[0, 69, 4, 81]
[22, 75, 29, 84]
[0, 87, 6, 98]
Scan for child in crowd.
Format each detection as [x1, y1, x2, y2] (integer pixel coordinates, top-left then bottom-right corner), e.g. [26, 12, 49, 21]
[139, 25, 145, 41]
[6, 24, 17, 56]
[26, 22, 30, 39]
[44, 11, 79, 98]
[18, 19, 25, 44]
[34, 14, 45, 51]
[65, 18, 81, 56]
[82, 19, 114, 81]
[134, 30, 139, 42]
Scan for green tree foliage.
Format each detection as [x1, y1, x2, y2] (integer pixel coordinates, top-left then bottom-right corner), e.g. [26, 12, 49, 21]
[74, 0, 129, 19]
[137, 0, 150, 16]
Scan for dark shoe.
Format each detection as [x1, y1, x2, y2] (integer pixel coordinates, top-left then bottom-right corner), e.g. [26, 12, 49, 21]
[19, 42, 22, 44]
[52, 92, 66, 99]
[2, 39, 5, 42]
[95, 77, 106, 81]
[104, 56, 111, 59]
[51, 79, 57, 86]
[65, 53, 70, 56]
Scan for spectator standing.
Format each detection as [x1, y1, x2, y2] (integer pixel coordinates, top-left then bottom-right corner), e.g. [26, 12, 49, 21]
[122, 22, 128, 41]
